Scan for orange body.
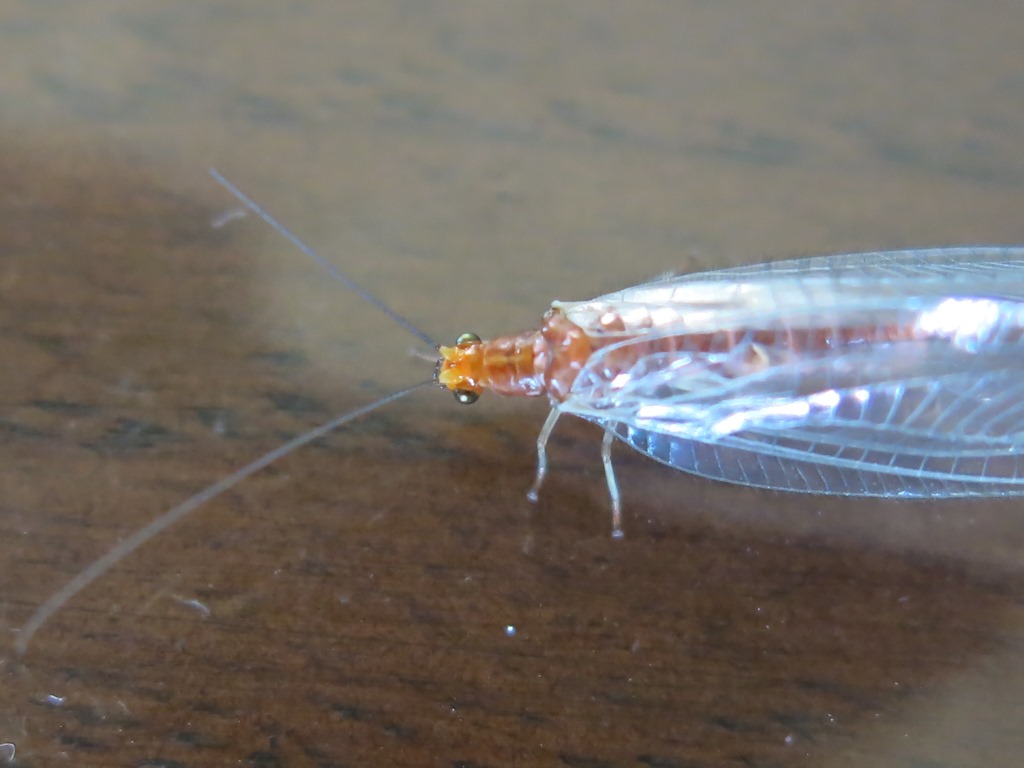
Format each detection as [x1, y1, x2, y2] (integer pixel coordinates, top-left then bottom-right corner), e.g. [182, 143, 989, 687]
[436, 309, 592, 401]
[436, 306, 927, 404]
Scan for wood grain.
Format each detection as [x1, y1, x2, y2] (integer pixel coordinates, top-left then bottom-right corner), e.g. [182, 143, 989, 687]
[1, 3, 1024, 766]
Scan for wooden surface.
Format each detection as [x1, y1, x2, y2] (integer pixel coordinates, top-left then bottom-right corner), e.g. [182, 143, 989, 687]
[2, 2, 1024, 766]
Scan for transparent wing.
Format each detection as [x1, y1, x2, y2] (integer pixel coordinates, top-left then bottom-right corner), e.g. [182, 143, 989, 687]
[587, 345, 1024, 496]
[610, 364, 1024, 497]
[562, 247, 1024, 341]
[633, 246, 1024, 288]
[561, 267, 1024, 496]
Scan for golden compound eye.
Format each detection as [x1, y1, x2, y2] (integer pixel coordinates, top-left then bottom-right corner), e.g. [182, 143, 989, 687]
[455, 331, 481, 345]
[453, 389, 480, 405]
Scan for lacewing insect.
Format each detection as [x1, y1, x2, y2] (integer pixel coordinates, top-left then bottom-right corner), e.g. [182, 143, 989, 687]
[16, 168, 1024, 654]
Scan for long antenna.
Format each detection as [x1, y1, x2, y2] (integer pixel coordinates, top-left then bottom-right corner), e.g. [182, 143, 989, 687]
[19, 170, 445, 654]
[16, 381, 433, 655]
[209, 167, 438, 348]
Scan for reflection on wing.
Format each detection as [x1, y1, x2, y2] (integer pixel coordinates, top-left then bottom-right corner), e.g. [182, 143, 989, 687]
[562, 249, 1024, 497]
[562, 247, 1024, 342]
[610, 364, 1024, 497]
[663, 246, 1024, 285]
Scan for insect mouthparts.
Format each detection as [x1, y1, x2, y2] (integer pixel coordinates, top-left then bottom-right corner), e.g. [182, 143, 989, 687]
[436, 332, 486, 402]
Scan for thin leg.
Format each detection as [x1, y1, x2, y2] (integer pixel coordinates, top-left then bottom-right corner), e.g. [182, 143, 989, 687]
[527, 408, 561, 503]
[601, 428, 624, 539]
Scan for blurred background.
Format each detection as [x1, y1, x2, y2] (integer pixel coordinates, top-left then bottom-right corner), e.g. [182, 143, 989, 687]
[1, 2, 1023, 765]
